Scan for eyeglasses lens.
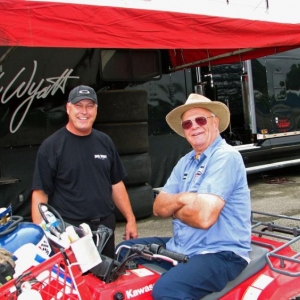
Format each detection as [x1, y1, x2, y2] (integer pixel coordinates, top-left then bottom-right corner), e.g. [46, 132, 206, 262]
[181, 117, 208, 130]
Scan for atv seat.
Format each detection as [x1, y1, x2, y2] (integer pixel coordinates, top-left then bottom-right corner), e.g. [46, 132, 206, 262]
[143, 243, 268, 299]
[202, 243, 269, 300]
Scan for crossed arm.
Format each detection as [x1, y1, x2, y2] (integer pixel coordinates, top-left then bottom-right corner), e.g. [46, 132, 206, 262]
[153, 191, 225, 229]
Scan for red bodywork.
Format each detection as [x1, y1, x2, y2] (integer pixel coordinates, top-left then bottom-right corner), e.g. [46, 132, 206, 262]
[1, 211, 300, 299]
[82, 236, 300, 300]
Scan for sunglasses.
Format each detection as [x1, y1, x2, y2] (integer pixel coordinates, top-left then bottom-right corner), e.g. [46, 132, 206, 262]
[181, 116, 215, 130]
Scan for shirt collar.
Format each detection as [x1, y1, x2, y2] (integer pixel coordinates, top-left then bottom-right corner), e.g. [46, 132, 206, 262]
[189, 135, 223, 161]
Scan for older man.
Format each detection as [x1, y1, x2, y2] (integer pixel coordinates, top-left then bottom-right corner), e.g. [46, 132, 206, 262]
[117, 93, 251, 299]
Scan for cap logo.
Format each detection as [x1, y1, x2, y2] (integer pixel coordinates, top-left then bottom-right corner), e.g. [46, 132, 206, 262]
[79, 90, 90, 94]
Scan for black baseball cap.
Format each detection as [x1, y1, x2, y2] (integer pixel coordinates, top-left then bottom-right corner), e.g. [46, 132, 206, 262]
[68, 85, 98, 105]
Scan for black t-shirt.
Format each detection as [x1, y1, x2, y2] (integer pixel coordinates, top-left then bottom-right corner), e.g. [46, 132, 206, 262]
[32, 127, 127, 220]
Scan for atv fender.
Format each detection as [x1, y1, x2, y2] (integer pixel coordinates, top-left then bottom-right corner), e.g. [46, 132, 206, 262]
[203, 243, 269, 299]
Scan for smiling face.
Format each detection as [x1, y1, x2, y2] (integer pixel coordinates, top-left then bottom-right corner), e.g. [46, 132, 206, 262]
[182, 107, 220, 154]
[66, 99, 97, 136]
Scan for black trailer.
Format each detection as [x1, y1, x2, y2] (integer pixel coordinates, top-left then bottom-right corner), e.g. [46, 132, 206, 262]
[1, 47, 300, 220]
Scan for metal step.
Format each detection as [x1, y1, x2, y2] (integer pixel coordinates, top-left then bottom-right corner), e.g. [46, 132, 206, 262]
[246, 158, 300, 174]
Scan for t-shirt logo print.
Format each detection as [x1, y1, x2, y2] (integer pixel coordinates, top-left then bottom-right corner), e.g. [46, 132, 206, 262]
[94, 154, 107, 160]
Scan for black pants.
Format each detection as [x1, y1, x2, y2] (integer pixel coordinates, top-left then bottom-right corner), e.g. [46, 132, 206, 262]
[63, 213, 116, 259]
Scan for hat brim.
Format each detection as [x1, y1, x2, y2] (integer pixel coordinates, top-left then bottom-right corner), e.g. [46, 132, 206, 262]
[166, 101, 230, 137]
[69, 96, 98, 105]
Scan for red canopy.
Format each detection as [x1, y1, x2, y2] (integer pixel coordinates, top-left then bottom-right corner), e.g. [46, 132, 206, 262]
[1, 0, 300, 70]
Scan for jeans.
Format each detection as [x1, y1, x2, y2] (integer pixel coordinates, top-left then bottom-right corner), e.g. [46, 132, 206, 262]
[116, 237, 248, 300]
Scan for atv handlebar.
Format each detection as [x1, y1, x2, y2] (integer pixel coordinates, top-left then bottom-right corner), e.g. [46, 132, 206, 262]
[148, 243, 189, 263]
[116, 243, 189, 266]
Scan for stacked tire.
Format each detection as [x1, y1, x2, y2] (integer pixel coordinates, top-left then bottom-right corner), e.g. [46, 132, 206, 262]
[93, 90, 153, 221]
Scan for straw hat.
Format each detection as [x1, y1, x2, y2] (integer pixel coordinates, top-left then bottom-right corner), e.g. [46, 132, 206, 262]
[166, 93, 230, 137]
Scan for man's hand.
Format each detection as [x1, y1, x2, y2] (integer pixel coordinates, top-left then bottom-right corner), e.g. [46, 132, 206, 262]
[174, 193, 225, 229]
[123, 219, 138, 240]
[153, 191, 196, 218]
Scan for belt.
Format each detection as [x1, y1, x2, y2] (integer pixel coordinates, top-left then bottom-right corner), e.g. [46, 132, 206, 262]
[90, 217, 101, 225]
[63, 214, 112, 227]
[90, 214, 111, 224]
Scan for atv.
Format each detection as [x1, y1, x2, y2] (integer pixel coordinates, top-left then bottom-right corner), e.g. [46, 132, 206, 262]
[1, 204, 300, 299]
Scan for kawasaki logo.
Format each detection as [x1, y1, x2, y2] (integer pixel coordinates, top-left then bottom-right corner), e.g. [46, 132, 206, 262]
[126, 284, 154, 299]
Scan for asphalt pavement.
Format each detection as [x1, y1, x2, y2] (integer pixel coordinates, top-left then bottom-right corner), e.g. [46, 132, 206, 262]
[115, 166, 300, 245]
